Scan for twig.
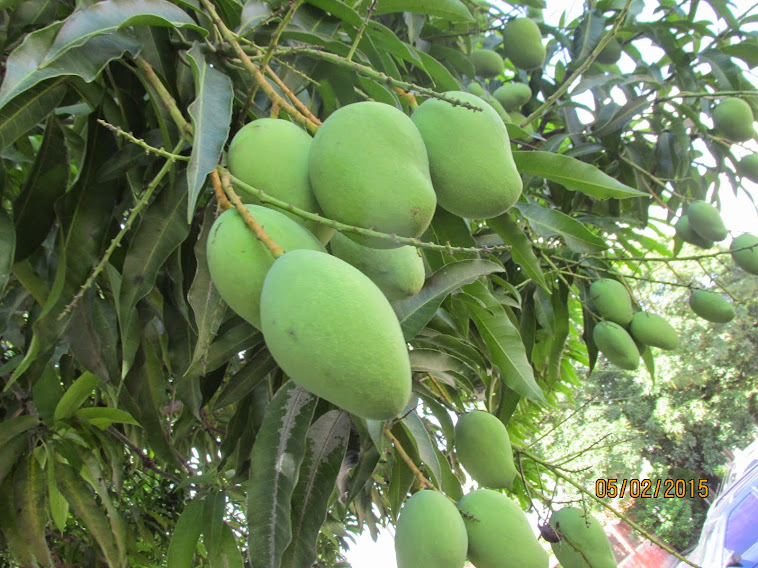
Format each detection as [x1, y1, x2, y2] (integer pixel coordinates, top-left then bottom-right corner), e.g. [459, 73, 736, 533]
[97, 119, 189, 161]
[107, 427, 182, 483]
[211, 170, 232, 211]
[220, 174, 285, 258]
[265, 64, 321, 125]
[134, 57, 193, 139]
[59, 140, 185, 319]
[384, 427, 440, 493]
[347, 0, 378, 62]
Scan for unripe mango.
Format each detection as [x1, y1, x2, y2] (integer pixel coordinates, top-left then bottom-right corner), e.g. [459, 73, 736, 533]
[596, 38, 622, 64]
[740, 154, 758, 183]
[260, 249, 411, 420]
[329, 231, 425, 301]
[687, 200, 727, 242]
[503, 18, 546, 70]
[549, 507, 617, 568]
[206, 205, 324, 329]
[308, 102, 436, 248]
[455, 411, 517, 489]
[731, 233, 758, 274]
[593, 321, 639, 371]
[713, 98, 756, 142]
[589, 279, 633, 326]
[688, 290, 735, 323]
[411, 91, 522, 219]
[467, 82, 487, 97]
[493, 83, 532, 112]
[458, 489, 548, 568]
[470, 49, 505, 78]
[675, 215, 713, 249]
[227, 118, 334, 244]
[395, 490, 468, 568]
[629, 312, 679, 351]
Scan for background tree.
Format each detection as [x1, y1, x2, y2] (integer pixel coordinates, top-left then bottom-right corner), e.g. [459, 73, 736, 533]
[0, 0, 756, 566]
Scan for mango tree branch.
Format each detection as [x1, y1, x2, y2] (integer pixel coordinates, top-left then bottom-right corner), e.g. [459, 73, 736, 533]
[219, 172, 284, 258]
[384, 427, 440, 493]
[197, 0, 318, 133]
[522, 0, 634, 128]
[134, 57, 193, 140]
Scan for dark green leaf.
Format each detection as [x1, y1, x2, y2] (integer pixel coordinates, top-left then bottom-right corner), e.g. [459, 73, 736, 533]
[393, 259, 504, 340]
[515, 203, 608, 254]
[73, 407, 140, 429]
[168, 500, 204, 568]
[202, 490, 226, 559]
[209, 524, 244, 568]
[0, 210, 14, 295]
[282, 410, 350, 568]
[185, 45, 233, 223]
[13, 454, 52, 565]
[0, 415, 39, 448]
[54, 371, 99, 420]
[375, 0, 473, 22]
[512, 151, 645, 200]
[487, 214, 548, 291]
[0, 435, 27, 487]
[0, 80, 67, 151]
[214, 350, 277, 410]
[402, 410, 441, 486]
[247, 381, 318, 568]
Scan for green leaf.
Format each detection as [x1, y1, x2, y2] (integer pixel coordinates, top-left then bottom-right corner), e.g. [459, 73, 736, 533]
[0, 210, 14, 296]
[119, 175, 190, 377]
[462, 283, 545, 403]
[202, 490, 226, 559]
[375, 0, 473, 22]
[282, 410, 350, 568]
[402, 410, 441, 486]
[46, 451, 69, 533]
[55, 461, 121, 568]
[434, 445, 463, 501]
[67, 288, 120, 384]
[487, 214, 548, 291]
[0, 23, 140, 112]
[12, 117, 69, 262]
[0, 478, 37, 567]
[0, 435, 27, 487]
[393, 259, 504, 340]
[0, 415, 39, 448]
[213, 349, 277, 410]
[409, 348, 478, 391]
[184, 322, 261, 380]
[13, 453, 53, 566]
[168, 499, 204, 568]
[73, 407, 140, 429]
[247, 381, 318, 568]
[0, 80, 68, 151]
[305, 0, 362, 27]
[54, 372, 99, 421]
[413, 48, 462, 91]
[188, 203, 227, 370]
[209, 523, 244, 568]
[592, 96, 651, 138]
[512, 151, 645, 200]
[515, 203, 609, 254]
[185, 44, 233, 223]
[41, 0, 201, 64]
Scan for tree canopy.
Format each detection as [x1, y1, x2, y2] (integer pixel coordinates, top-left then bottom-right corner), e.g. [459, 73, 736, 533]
[0, 0, 756, 566]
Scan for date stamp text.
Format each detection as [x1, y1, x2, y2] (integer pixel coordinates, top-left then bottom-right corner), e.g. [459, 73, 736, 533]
[595, 478, 709, 499]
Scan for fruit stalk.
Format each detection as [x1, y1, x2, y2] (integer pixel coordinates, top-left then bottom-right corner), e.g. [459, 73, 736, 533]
[384, 427, 440, 493]
[220, 172, 285, 258]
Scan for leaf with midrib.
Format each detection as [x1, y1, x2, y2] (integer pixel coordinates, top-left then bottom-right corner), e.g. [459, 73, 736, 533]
[512, 151, 645, 200]
[54, 372, 99, 421]
[375, 0, 473, 22]
[168, 499, 204, 568]
[515, 203, 608, 254]
[487, 214, 548, 292]
[392, 259, 504, 340]
[13, 454, 52, 565]
[55, 461, 121, 568]
[247, 382, 318, 568]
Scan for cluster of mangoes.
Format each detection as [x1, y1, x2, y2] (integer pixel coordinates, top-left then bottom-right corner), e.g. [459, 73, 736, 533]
[206, 90, 524, 421]
[395, 411, 617, 567]
[589, 279, 679, 371]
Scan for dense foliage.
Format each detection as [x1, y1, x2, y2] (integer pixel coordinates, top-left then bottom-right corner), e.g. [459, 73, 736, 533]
[0, 0, 756, 566]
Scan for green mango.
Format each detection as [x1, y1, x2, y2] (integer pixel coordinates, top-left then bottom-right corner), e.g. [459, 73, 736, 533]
[411, 91, 522, 219]
[688, 290, 735, 323]
[739, 154, 758, 183]
[467, 82, 487, 97]
[675, 215, 714, 249]
[470, 49, 505, 78]
[549, 507, 617, 568]
[308, 102, 437, 248]
[329, 231, 425, 301]
[458, 489, 548, 568]
[687, 200, 727, 242]
[731, 233, 758, 274]
[455, 411, 517, 489]
[629, 312, 679, 351]
[493, 83, 532, 111]
[592, 321, 639, 371]
[227, 118, 334, 244]
[713, 97, 756, 142]
[589, 279, 633, 326]
[259, 249, 411, 420]
[206, 205, 325, 329]
[502, 18, 546, 70]
[596, 38, 622, 64]
[395, 490, 468, 568]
